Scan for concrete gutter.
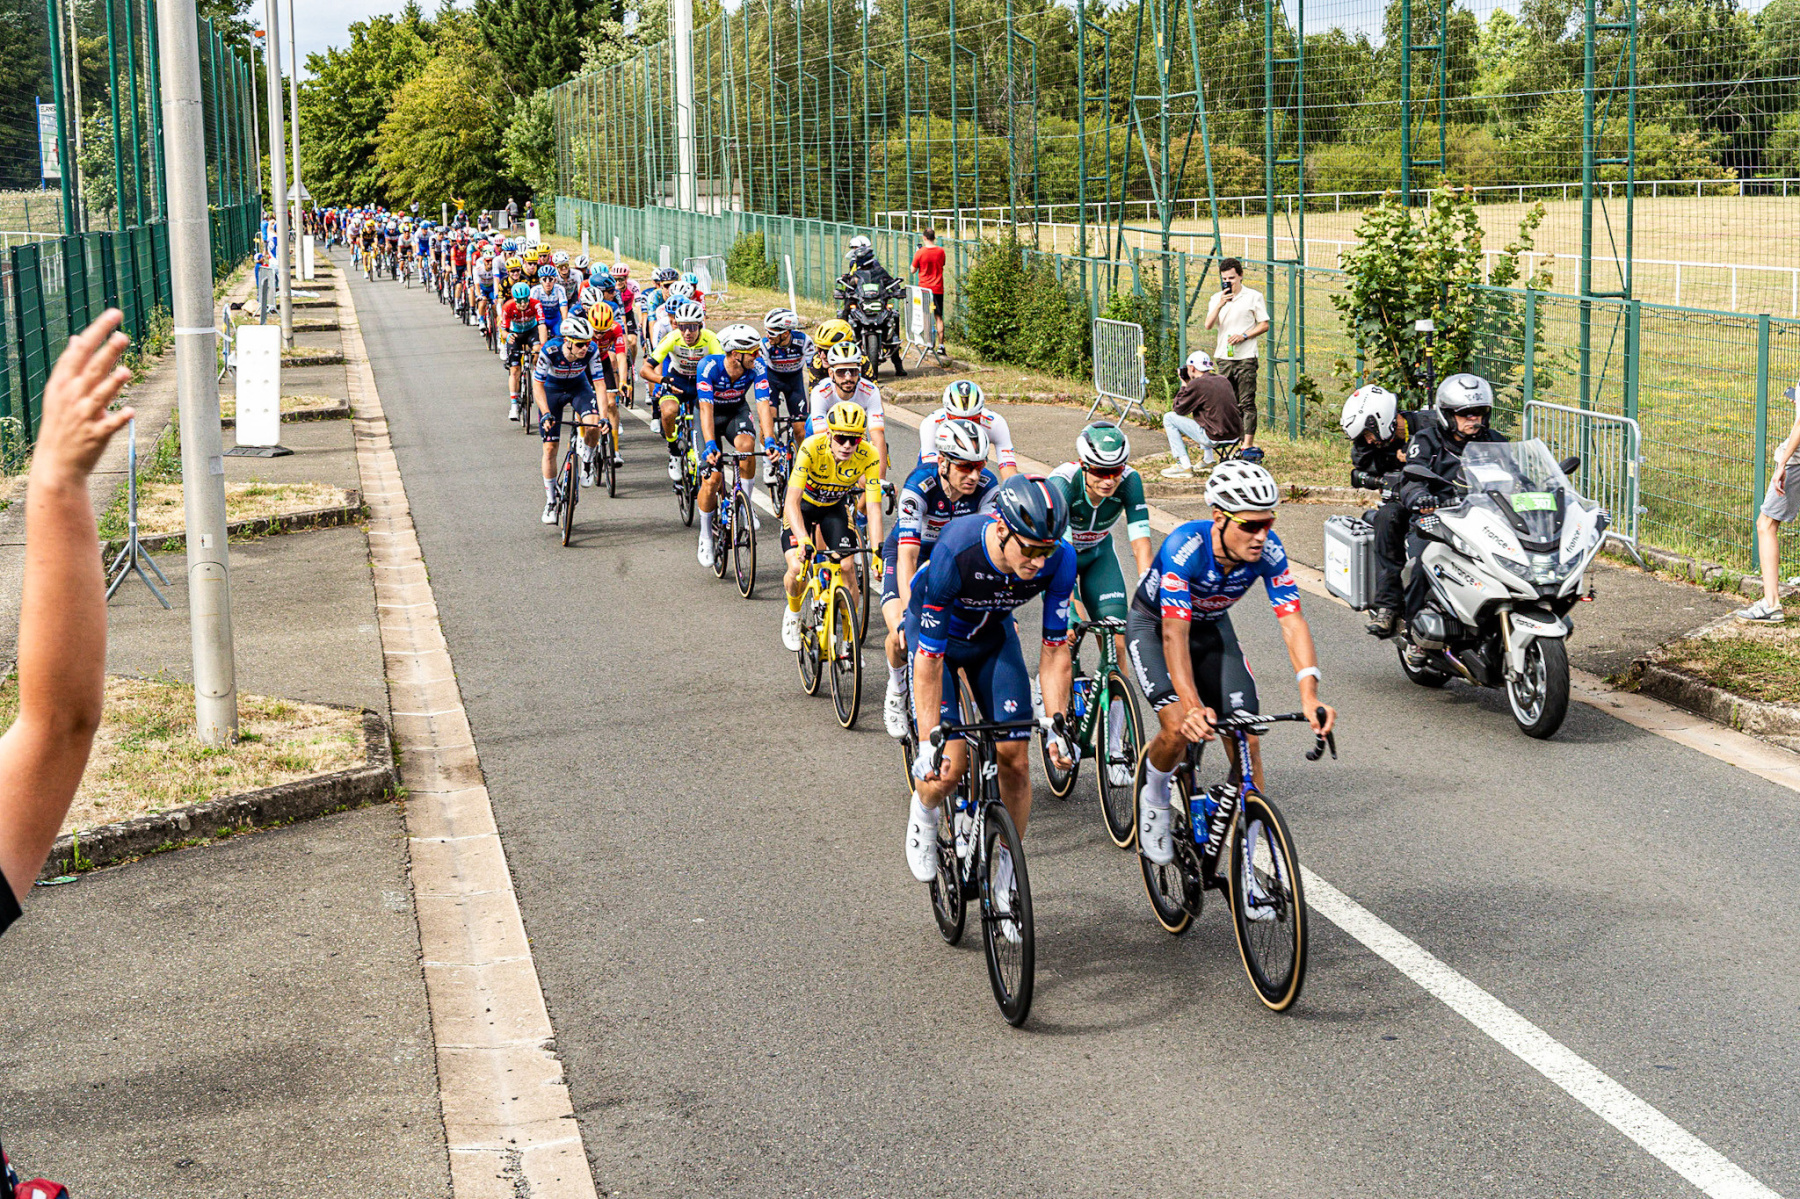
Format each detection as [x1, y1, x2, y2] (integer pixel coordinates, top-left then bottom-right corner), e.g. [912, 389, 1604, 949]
[38, 709, 397, 878]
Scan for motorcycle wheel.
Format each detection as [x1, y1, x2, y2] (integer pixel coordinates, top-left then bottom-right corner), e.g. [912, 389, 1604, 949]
[863, 332, 884, 380]
[1507, 637, 1570, 739]
[1396, 641, 1451, 688]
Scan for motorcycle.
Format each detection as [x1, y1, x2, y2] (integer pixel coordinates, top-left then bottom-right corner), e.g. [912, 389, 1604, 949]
[1397, 439, 1606, 739]
[837, 271, 904, 378]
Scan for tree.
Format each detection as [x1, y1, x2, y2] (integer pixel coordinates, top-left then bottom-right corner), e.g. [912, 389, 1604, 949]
[297, 3, 436, 207]
[502, 86, 556, 221]
[0, 0, 52, 191]
[375, 34, 512, 211]
[473, 0, 602, 94]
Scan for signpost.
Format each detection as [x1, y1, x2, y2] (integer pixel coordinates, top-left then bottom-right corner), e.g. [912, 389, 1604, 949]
[229, 324, 291, 457]
[37, 102, 60, 180]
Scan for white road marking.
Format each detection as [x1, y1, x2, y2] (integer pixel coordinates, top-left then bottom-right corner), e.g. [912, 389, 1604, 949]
[1304, 870, 1781, 1199]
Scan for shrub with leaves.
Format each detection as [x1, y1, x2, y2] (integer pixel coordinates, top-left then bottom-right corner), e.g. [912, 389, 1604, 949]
[725, 231, 779, 290]
[960, 238, 1028, 362]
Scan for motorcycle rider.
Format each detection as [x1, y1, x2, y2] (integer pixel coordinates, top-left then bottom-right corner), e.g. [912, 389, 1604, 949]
[1340, 384, 1431, 639]
[1397, 374, 1510, 665]
[835, 235, 906, 378]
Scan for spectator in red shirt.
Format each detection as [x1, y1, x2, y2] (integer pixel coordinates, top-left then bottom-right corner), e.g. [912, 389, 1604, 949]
[911, 228, 947, 352]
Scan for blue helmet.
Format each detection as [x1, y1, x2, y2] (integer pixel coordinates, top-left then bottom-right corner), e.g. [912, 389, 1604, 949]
[597, 275, 617, 292]
[993, 474, 1069, 544]
[682, 271, 700, 287]
[537, 265, 555, 280]
[511, 282, 531, 301]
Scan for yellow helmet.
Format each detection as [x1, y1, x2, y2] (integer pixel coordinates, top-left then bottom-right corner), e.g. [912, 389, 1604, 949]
[825, 400, 868, 437]
[507, 257, 525, 272]
[589, 301, 616, 331]
[814, 319, 854, 347]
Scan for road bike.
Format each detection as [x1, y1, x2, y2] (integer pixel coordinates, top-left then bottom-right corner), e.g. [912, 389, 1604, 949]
[362, 246, 375, 282]
[481, 300, 498, 355]
[668, 393, 701, 527]
[401, 254, 413, 288]
[544, 415, 609, 547]
[1133, 709, 1335, 1012]
[1038, 616, 1144, 847]
[702, 447, 761, 598]
[795, 540, 871, 729]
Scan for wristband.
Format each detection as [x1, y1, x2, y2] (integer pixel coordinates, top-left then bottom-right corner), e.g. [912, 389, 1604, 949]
[1296, 666, 1322, 685]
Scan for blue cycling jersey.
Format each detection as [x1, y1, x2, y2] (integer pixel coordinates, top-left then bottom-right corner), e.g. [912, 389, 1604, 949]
[532, 282, 567, 321]
[909, 514, 1077, 656]
[532, 338, 605, 387]
[1133, 519, 1302, 622]
[695, 354, 772, 408]
[761, 331, 810, 376]
[894, 461, 1000, 550]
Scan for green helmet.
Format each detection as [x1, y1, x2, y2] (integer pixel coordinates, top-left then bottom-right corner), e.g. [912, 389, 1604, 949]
[1076, 422, 1131, 469]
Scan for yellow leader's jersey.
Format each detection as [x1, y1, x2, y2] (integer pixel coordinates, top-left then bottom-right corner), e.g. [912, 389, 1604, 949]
[791, 431, 881, 509]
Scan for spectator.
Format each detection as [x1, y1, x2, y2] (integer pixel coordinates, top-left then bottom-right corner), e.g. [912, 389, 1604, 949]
[0, 310, 133, 1191]
[1160, 351, 1241, 478]
[523, 199, 535, 222]
[911, 227, 947, 352]
[1736, 381, 1800, 623]
[1203, 258, 1270, 451]
[505, 196, 519, 225]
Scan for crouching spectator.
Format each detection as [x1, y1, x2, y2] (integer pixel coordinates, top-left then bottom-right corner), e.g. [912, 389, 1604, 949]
[1161, 351, 1242, 478]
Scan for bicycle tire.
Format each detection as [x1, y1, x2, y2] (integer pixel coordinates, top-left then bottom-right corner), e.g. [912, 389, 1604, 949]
[930, 790, 966, 946]
[981, 803, 1035, 1027]
[522, 397, 537, 436]
[733, 492, 756, 598]
[709, 503, 730, 580]
[604, 427, 618, 498]
[559, 452, 578, 547]
[797, 593, 824, 696]
[1230, 791, 1307, 1012]
[1039, 673, 1083, 799]
[829, 584, 862, 728]
[857, 553, 872, 646]
[1137, 760, 1198, 934]
[1097, 670, 1145, 848]
[678, 456, 698, 526]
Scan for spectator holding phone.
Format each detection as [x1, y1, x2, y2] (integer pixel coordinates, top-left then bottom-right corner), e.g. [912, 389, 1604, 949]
[1203, 258, 1270, 452]
[1736, 381, 1800, 623]
[0, 309, 134, 1191]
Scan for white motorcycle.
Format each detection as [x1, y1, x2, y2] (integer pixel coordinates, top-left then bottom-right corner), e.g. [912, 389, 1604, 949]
[1398, 439, 1607, 739]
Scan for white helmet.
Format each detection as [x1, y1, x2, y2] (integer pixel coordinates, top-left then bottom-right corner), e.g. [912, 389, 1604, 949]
[671, 301, 706, 325]
[934, 418, 990, 464]
[764, 307, 801, 334]
[941, 379, 985, 418]
[666, 281, 695, 302]
[573, 254, 590, 270]
[1340, 384, 1400, 441]
[1204, 460, 1280, 514]
[1436, 373, 1495, 416]
[846, 234, 873, 259]
[1184, 350, 1215, 374]
[552, 250, 569, 266]
[718, 323, 761, 352]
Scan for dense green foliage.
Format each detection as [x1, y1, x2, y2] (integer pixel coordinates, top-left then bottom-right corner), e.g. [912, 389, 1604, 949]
[725, 232, 779, 290]
[959, 238, 1097, 383]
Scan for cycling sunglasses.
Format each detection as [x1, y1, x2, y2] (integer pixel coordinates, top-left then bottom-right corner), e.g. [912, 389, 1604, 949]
[830, 365, 862, 378]
[1004, 531, 1058, 559]
[1223, 512, 1276, 535]
[563, 339, 592, 351]
[1085, 465, 1126, 479]
[831, 433, 864, 449]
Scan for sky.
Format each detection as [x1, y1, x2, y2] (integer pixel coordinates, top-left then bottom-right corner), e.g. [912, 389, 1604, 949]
[282, 0, 422, 80]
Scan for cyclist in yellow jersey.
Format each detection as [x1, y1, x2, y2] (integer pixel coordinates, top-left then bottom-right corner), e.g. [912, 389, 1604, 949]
[781, 401, 885, 651]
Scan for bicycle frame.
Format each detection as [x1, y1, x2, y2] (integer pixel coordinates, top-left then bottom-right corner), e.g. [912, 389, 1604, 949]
[1064, 617, 1127, 753]
[1180, 712, 1332, 876]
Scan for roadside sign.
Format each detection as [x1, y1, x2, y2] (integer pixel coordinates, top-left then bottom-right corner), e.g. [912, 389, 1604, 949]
[234, 325, 283, 449]
[523, 218, 541, 247]
[37, 102, 59, 181]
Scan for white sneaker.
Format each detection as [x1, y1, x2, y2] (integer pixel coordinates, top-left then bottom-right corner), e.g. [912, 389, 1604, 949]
[1139, 796, 1173, 865]
[782, 607, 802, 652]
[581, 454, 599, 487]
[697, 529, 714, 567]
[540, 498, 557, 524]
[508, 401, 521, 422]
[1735, 598, 1786, 624]
[1241, 851, 1276, 924]
[905, 797, 940, 882]
[666, 455, 681, 481]
[990, 847, 1021, 944]
[1161, 463, 1196, 479]
[612, 449, 624, 466]
[883, 682, 908, 738]
[1108, 759, 1133, 788]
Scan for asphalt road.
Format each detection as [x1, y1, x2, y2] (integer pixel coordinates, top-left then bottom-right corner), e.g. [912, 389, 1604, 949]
[346, 258, 1799, 1199]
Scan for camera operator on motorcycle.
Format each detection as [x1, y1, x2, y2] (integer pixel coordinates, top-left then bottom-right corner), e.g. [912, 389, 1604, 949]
[1339, 384, 1431, 639]
[1397, 374, 1509, 667]
[835, 235, 907, 379]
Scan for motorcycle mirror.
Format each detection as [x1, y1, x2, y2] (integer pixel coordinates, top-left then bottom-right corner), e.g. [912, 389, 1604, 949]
[1559, 455, 1581, 476]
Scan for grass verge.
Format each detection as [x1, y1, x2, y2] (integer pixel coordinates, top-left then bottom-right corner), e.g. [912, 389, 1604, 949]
[130, 480, 351, 538]
[1660, 634, 1800, 706]
[0, 675, 365, 836]
[219, 393, 344, 421]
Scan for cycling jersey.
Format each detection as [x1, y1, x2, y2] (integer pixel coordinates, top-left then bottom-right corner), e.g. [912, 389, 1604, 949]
[695, 354, 772, 410]
[648, 310, 674, 350]
[894, 460, 1000, 550]
[918, 408, 1017, 470]
[652, 329, 725, 379]
[762, 331, 811, 375]
[1133, 519, 1301, 623]
[532, 282, 567, 322]
[790, 430, 881, 509]
[806, 377, 885, 431]
[1047, 462, 1151, 554]
[909, 514, 1077, 655]
[532, 338, 607, 388]
[501, 297, 543, 334]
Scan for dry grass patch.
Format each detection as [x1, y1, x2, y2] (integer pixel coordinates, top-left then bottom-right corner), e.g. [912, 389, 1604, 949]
[219, 393, 343, 421]
[1135, 434, 1357, 499]
[1661, 634, 1800, 706]
[0, 676, 364, 835]
[132, 480, 351, 537]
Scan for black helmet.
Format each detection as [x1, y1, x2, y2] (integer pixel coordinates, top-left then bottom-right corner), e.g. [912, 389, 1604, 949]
[993, 475, 1069, 544]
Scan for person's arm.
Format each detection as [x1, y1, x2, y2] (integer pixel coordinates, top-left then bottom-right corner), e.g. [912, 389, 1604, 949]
[909, 550, 961, 748]
[864, 471, 885, 550]
[1774, 414, 1800, 489]
[1037, 553, 1078, 719]
[1204, 289, 1226, 331]
[783, 451, 809, 539]
[1123, 472, 1155, 578]
[989, 413, 1019, 479]
[0, 311, 134, 899]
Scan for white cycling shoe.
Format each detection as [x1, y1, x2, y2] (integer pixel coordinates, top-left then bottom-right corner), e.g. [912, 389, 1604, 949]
[508, 401, 521, 422]
[1107, 759, 1134, 788]
[905, 796, 940, 883]
[540, 498, 558, 525]
[666, 455, 681, 481]
[990, 847, 1021, 944]
[781, 607, 802, 652]
[697, 530, 714, 567]
[1139, 796, 1174, 865]
[883, 682, 908, 739]
[1240, 847, 1277, 923]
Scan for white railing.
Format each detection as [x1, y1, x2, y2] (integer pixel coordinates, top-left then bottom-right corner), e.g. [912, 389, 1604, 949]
[1, 230, 58, 253]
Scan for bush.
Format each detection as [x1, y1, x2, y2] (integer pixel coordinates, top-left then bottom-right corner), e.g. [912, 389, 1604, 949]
[959, 238, 1028, 361]
[725, 231, 779, 290]
[954, 237, 1094, 382]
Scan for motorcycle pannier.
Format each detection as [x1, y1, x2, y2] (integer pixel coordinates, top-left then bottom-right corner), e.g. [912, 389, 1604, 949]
[1322, 515, 1375, 611]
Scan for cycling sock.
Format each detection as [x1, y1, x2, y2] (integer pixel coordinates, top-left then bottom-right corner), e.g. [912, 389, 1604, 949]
[699, 510, 713, 534]
[543, 477, 555, 498]
[888, 663, 906, 689]
[786, 589, 803, 613]
[910, 792, 939, 827]
[1108, 705, 1126, 751]
[1144, 761, 1174, 808]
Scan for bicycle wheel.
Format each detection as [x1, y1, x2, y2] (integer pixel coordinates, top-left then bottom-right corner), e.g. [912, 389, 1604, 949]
[559, 452, 578, 546]
[981, 803, 1035, 1027]
[709, 503, 730, 580]
[930, 792, 966, 946]
[857, 553, 872, 645]
[797, 594, 824, 696]
[732, 492, 756, 598]
[1137, 761, 1198, 934]
[595, 427, 612, 496]
[678, 455, 698, 527]
[829, 584, 862, 729]
[604, 427, 618, 498]
[1039, 674, 1083, 800]
[1230, 792, 1307, 1012]
[1097, 671, 1145, 848]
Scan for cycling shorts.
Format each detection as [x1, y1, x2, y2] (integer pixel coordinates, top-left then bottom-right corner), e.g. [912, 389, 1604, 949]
[1075, 545, 1130, 622]
[781, 499, 858, 557]
[700, 402, 757, 466]
[659, 370, 699, 399]
[768, 370, 808, 422]
[479, 281, 495, 298]
[538, 381, 597, 442]
[904, 616, 1034, 742]
[543, 312, 563, 340]
[504, 330, 540, 368]
[1125, 603, 1259, 718]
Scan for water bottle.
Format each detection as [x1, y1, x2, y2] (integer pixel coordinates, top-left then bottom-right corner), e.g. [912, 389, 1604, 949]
[954, 797, 975, 861]
[1070, 676, 1090, 721]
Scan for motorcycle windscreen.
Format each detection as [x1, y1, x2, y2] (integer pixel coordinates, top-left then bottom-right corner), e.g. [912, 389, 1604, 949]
[1457, 440, 1573, 543]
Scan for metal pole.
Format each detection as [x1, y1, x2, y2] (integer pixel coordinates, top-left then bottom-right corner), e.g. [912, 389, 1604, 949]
[64, 0, 88, 230]
[287, 0, 304, 238]
[156, 0, 239, 743]
[45, 0, 76, 234]
[673, 0, 696, 211]
[106, 0, 128, 227]
[263, 0, 293, 344]
[124, 0, 146, 224]
[247, 40, 262, 207]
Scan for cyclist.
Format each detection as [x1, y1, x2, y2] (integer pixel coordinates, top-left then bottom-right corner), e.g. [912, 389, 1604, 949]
[760, 308, 810, 480]
[383, 219, 402, 275]
[532, 265, 569, 340]
[501, 281, 547, 422]
[358, 217, 379, 274]
[640, 299, 723, 482]
[396, 220, 415, 279]
[552, 250, 578, 297]
[531, 315, 612, 521]
[681, 269, 705, 307]
[611, 263, 639, 370]
[804, 319, 872, 389]
[694, 324, 778, 566]
[917, 380, 1018, 479]
[588, 302, 629, 466]
[1044, 423, 1152, 783]
[808, 342, 889, 478]
[780, 400, 886, 651]
[1128, 460, 1336, 867]
[879, 419, 1000, 738]
[902, 478, 1078, 930]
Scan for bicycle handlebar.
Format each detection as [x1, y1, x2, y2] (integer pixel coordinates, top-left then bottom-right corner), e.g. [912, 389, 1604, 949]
[928, 713, 1067, 748]
[1210, 707, 1337, 761]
